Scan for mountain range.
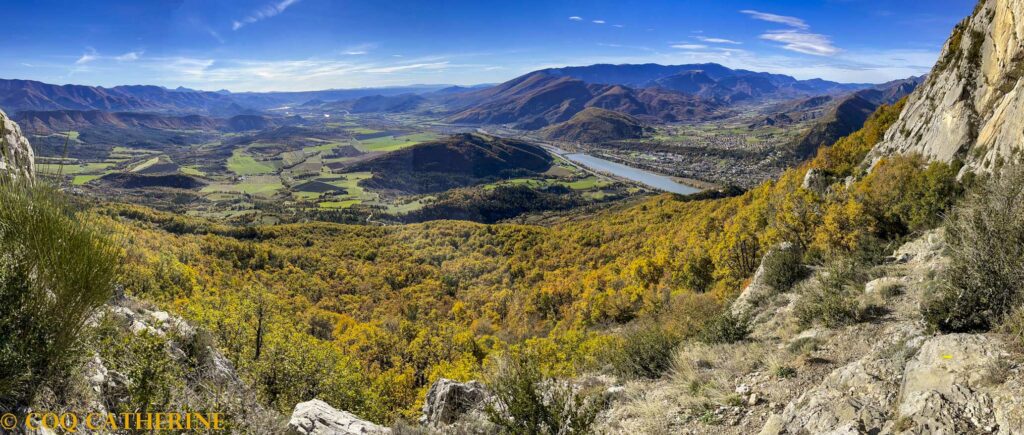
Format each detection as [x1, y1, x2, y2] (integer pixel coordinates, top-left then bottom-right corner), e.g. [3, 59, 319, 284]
[442, 63, 875, 130]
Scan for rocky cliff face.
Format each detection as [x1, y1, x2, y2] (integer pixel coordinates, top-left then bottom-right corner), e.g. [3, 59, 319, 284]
[0, 108, 35, 178]
[870, 0, 1024, 173]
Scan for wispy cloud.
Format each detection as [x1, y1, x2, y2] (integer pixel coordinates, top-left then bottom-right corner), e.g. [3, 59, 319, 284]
[207, 28, 226, 43]
[696, 36, 741, 45]
[671, 44, 708, 50]
[740, 10, 809, 29]
[760, 30, 838, 56]
[741, 10, 839, 56]
[612, 24, 624, 28]
[115, 51, 143, 62]
[75, 49, 97, 65]
[592, 20, 605, 24]
[233, 0, 301, 30]
[342, 43, 376, 56]
[365, 61, 449, 73]
[568, 16, 582, 21]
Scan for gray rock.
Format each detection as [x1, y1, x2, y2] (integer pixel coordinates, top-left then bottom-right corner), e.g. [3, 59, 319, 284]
[0, 109, 35, 179]
[895, 334, 1009, 433]
[869, 0, 1024, 174]
[288, 399, 388, 435]
[420, 378, 489, 427]
[759, 322, 925, 434]
[801, 169, 831, 194]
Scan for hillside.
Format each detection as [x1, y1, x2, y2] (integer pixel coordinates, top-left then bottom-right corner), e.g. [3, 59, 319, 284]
[349, 94, 428, 113]
[347, 133, 553, 193]
[541, 107, 646, 142]
[7, 1, 1024, 434]
[790, 77, 924, 158]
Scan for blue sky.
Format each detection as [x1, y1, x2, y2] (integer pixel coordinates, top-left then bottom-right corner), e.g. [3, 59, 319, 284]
[1, 0, 975, 92]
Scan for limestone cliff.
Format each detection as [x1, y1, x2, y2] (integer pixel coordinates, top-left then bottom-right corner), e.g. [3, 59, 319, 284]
[0, 109, 35, 178]
[870, 0, 1024, 173]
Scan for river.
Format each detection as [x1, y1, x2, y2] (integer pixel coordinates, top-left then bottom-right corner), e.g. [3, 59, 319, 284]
[550, 149, 701, 195]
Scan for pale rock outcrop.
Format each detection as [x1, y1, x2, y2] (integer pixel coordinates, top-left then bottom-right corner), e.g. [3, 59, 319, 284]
[0, 108, 35, 178]
[870, 0, 1024, 173]
[758, 322, 927, 434]
[895, 334, 1018, 434]
[288, 399, 389, 435]
[420, 378, 489, 428]
[801, 168, 832, 194]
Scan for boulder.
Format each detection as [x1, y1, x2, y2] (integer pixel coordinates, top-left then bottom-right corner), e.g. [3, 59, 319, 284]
[288, 399, 388, 435]
[895, 334, 1011, 433]
[420, 378, 489, 427]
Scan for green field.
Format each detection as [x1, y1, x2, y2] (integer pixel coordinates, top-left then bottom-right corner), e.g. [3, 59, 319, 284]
[131, 157, 161, 172]
[227, 150, 277, 175]
[180, 166, 207, 177]
[349, 128, 381, 135]
[37, 162, 114, 175]
[318, 199, 361, 209]
[355, 132, 439, 152]
[202, 175, 284, 196]
[72, 174, 107, 185]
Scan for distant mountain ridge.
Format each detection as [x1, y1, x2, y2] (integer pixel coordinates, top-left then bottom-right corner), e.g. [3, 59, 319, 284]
[541, 63, 871, 99]
[13, 109, 289, 134]
[445, 63, 875, 130]
[791, 76, 924, 158]
[0, 79, 245, 116]
[445, 71, 725, 129]
[0, 78, 455, 115]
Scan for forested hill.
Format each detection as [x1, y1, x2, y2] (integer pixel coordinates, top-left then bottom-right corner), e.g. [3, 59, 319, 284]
[347, 133, 553, 193]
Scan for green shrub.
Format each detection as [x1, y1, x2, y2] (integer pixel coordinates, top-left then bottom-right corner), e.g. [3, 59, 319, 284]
[485, 351, 604, 435]
[923, 168, 1024, 332]
[699, 311, 751, 344]
[94, 314, 182, 412]
[773, 365, 797, 379]
[761, 245, 809, 292]
[794, 259, 879, 328]
[603, 322, 680, 380]
[0, 178, 122, 408]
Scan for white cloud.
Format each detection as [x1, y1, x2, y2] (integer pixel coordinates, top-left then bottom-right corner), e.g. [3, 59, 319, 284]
[612, 24, 624, 28]
[233, 0, 301, 30]
[696, 36, 741, 45]
[760, 30, 839, 56]
[115, 51, 143, 62]
[671, 44, 708, 50]
[592, 20, 605, 24]
[342, 43, 376, 56]
[740, 10, 809, 29]
[568, 16, 582, 21]
[75, 50, 97, 65]
[365, 61, 449, 73]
